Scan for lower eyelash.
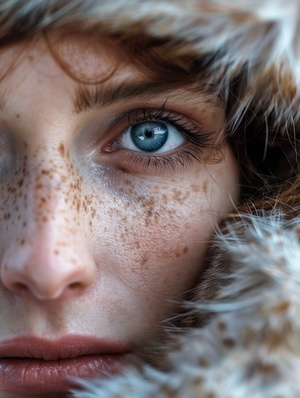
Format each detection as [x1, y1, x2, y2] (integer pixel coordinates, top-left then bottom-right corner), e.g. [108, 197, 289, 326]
[121, 108, 214, 172]
[126, 146, 203, 173]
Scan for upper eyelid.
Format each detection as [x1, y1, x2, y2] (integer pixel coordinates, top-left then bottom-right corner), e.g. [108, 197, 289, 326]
[104, 108, 194, 143]
[103, 107, 214, 153]
[125, 107, 199, 129]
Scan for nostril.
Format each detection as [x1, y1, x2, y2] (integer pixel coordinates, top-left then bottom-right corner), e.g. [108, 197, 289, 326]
[1, 237, 97, 299]
[13, 281, 28, 294]
[69, 282, 81, 290]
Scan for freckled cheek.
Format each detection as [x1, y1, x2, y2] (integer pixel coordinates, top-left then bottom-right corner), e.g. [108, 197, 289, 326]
[87, 184, 212, 299]
[135, 206, 214, 296]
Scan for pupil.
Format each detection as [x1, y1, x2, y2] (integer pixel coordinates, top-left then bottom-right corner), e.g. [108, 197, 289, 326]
[131, 122, 168, 152]
[145, 130, 153, 138]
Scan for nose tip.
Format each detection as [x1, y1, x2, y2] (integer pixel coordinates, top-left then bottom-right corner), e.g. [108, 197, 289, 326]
[0, 239, 96, 300]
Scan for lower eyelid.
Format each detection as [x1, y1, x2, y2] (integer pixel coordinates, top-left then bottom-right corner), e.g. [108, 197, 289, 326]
[95, 143, 206, 177]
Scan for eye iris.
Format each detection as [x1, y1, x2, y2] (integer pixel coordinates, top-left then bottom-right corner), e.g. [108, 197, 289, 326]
[131, 122, 168, 152]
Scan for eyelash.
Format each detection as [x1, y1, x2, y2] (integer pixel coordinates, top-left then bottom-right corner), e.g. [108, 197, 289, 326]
[106, 107, 214, 173]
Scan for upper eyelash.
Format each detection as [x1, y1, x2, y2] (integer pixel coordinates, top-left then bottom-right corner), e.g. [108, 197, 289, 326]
[124, 106, 213, 150]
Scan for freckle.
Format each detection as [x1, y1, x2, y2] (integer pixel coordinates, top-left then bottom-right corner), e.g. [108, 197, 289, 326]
[16, 113, 20, 119]
[147, 209, 153, 217]
[175, 252, 180, 257]
[217, 320, 226, 331]
[8, 186, 16, 194]
[202, 180, 208, 194]
[222, 338, 235, 348]
[141, 256, 147, 266]
[191, 183, 200, 192]
[119, 166, 129, 173]
[183, 246, 188, 254]
[58, 142, 65, 157]
[54, 249, 59, 256]
[42, 216, 48, 222]
[124, 179, 133, 186]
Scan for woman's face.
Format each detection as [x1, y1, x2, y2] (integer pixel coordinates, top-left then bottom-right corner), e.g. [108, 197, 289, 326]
[0, 36, 239, 397]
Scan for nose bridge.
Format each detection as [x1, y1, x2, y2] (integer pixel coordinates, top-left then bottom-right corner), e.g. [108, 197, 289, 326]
[0, 147, 96, 300]
[27, 143, 80, 221]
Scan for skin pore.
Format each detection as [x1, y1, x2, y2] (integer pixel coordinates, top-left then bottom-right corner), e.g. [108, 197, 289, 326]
[0, 35, 239, 397]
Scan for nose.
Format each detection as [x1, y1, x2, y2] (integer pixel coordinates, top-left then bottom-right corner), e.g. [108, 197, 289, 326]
[1, 231, 96, 300]
[0, 168, 96, 301]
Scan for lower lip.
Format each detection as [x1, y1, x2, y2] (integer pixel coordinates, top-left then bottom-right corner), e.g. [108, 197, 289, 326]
[0, 353, 130, 395]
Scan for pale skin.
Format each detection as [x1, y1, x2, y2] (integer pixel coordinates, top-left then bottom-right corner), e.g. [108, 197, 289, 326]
[0, 35, 239, 397]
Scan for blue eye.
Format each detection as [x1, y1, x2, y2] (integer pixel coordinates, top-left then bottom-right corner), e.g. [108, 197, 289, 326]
[131, 122, 168, 152]
[120, 121, 186, 154]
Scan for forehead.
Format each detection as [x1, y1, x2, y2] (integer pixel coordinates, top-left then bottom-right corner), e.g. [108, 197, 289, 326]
[0, 34, 144, 88]
[0, 34, 223, 116]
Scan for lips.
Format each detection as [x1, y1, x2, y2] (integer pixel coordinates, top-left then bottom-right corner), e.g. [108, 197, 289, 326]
[0, 336, 131, 396]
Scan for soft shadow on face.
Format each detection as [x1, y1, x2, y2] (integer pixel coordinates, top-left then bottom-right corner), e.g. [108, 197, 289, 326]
[0, 35, 240, 397]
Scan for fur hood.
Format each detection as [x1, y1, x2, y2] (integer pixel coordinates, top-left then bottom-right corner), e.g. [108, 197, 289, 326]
[0, 0, 300, 128]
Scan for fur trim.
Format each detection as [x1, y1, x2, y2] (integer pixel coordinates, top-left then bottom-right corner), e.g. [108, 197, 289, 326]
[0, 0, 300, 128]
[71, 211, 300, 397]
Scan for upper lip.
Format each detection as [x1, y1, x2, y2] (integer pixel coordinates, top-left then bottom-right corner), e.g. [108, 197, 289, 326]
[0, 336, 130, 361]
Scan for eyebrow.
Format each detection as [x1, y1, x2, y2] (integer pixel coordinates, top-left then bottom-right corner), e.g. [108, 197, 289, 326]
[73, 80, 222, 113]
